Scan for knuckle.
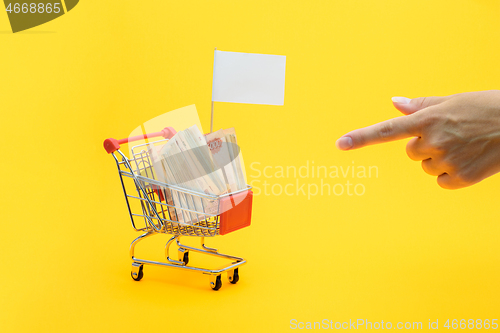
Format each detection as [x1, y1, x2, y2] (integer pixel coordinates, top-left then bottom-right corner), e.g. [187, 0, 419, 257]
[421, 159, 439, 176]
[417, 111, 439, 129]
[437, 173, 461, 189]
[421, 161, 431, 174]
[405, 140, 416, 159]
[437, 177, 453, 189]
[418, 97, 428, 108]
[406, 147, 419, 161]
[427, 138, 446, 154]
[410, 97, 427, 109]
[406, 137, 429, 161]
[378, 121, 394, 139]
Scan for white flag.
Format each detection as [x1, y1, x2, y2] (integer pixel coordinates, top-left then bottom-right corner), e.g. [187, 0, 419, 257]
[212, 50, 286, 105]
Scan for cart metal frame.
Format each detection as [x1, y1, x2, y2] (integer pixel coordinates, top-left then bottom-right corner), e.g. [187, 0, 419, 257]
[105, 129, 251, 290]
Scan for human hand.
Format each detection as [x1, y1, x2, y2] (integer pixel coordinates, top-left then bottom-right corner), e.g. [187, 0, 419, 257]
[335, 90, 500, 189]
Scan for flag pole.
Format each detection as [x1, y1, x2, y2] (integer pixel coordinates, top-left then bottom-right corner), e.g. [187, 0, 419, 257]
[210, 100, 214, 133]
[210, 47, 217, 133]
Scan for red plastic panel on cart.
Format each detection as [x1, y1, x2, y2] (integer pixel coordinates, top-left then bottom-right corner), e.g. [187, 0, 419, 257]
[151, 185, 165, 202]
[219, 190, 253, 235]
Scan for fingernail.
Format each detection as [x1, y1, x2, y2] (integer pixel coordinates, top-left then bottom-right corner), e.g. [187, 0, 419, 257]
[392, 96, 411, 104]
[336, 137, 353, 150]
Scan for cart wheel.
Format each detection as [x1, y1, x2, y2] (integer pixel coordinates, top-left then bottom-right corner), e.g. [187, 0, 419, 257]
[178, 248, 189, 266]
[182, 252, 189, 266]
[131, 265, 144, 281]
[229, 268, 239, 284]
[210, 275, 222, 291]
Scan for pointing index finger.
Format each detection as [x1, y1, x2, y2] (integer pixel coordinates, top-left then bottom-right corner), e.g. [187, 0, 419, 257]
[336, 114, 421, 150]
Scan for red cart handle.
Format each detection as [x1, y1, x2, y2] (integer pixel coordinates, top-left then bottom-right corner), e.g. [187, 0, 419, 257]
[104, 127, 177, 154]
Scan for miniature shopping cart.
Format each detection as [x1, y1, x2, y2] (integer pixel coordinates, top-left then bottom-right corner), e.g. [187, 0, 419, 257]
[104, 127, 253, 290]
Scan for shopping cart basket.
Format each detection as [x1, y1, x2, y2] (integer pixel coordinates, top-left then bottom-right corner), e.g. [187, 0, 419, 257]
[104, 127, 253, 290]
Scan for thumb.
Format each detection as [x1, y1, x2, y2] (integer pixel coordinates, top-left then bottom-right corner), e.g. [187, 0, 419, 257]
[391, 95, 451, 115]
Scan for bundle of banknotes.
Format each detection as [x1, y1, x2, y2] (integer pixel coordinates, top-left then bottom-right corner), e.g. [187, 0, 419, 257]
[149, 125, 246, 224]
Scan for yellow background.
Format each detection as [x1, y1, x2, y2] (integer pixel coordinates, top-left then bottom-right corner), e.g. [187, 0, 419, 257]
[1, 0, 500, 331]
